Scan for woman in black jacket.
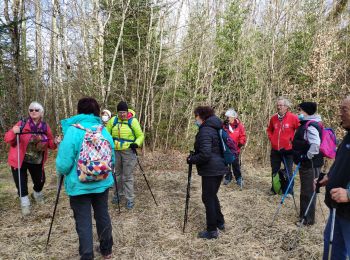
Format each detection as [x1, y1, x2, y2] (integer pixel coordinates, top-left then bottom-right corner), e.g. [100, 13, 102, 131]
[187, 106, 229, 239]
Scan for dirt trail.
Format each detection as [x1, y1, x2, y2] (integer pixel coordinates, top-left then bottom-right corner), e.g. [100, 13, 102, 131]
[0, 152, 327, 259]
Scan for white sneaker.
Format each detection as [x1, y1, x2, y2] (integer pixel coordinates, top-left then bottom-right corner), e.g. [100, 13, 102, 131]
[20, 196, 31, 216]
[286, 194, 292, 199]
[32, 191, 45, 204]
[21, 205, 31, 216]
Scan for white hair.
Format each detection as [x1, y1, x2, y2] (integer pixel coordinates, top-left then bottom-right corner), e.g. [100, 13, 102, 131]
[28, 101, 44, 117]
[225, 108, 238, 118]
[277, 96, 292, 108]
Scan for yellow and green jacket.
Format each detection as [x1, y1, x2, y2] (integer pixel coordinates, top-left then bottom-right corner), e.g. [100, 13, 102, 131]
[106, 109, 145, 150]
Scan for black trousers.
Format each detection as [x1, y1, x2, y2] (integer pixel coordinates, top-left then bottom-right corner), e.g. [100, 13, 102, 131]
[224, 158, 242, 181]
[270, 149, 294, 193]
[201, 175, 225, 231]
[11, 162, 45, 197]
[299, 167, 319, 224]
[70, 189, 113, 260]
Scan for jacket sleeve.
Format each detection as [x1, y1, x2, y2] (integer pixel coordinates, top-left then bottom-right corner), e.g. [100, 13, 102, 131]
[46, 124, 57, 150]
[56, 127, 78, 176]
[238, 123, 247, 146]
[132, 118, 145, 147]
[267, 117, 274, 142]
[4, 121, 21, 146]
[190, 128, 212, 165]
[306, 125, 321, 156]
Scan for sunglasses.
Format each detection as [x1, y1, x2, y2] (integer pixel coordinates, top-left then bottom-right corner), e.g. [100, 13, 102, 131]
[29, 109, 40, 112]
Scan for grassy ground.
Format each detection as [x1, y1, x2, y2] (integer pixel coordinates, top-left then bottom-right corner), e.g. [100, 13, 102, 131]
[0, 151, 328, 259]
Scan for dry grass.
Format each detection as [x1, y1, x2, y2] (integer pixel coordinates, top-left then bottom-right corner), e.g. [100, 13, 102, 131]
[0, 151, 327, 259]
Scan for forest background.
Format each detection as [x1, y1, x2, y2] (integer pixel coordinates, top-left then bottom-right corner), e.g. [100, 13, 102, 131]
[0, 0, 349, 163]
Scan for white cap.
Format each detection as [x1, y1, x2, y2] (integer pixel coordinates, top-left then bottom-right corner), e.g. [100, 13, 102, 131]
[225, 108, 238, 118]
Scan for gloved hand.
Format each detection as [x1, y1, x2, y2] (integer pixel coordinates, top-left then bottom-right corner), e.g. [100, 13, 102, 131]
[129, 143, 138, 150]
[186, 155, 192, 164]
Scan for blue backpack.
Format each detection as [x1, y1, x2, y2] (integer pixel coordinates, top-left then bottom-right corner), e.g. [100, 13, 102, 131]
[218, 129, 237, 165]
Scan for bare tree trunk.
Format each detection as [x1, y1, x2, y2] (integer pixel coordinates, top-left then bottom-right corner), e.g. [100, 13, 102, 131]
[35, 0, 43, 101]
[4, 0, 24, 115]
[105, 0, 130, 105]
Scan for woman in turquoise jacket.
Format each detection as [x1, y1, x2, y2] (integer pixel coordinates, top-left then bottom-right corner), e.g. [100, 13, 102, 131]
[56, 97, 115, 260]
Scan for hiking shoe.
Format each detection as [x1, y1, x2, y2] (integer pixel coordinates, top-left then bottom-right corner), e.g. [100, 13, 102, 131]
[217, 224, 225, 231]
[223, 179, 231, 185]
[295, 220, 314, 227]
[236, 177, 243, 188]
[197, 230, 218, 239]
[21, 205, 31, 216]
[111, 194, 120, 205]
[32, 192, 45, 204]
[126, 200, 134, 210]
[286, 194, 292, 199]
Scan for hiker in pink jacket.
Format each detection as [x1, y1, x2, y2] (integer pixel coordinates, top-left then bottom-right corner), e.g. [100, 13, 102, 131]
[4, 101, 59, 216]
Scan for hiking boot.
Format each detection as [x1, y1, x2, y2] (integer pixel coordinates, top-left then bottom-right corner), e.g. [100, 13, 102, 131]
[197, 230, 218, 239]
[32, 192, 45, 204]
[217, 224, 225, 231]
[21, 205, 31, 216]
[236, 177, 243, 188]
[126, 200, 134, 210]
[111, 194, 121, 205]
[223, 179, 231, 185]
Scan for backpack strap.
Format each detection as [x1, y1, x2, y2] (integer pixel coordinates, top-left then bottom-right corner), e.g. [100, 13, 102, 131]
[304, 120, 323, 142]
[112, 116, 136, 146]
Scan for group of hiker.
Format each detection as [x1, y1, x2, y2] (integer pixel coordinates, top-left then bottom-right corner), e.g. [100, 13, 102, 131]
[4, 98, 144, 259]
[3, 94, 350, 259]
[187, 96, 350, 259]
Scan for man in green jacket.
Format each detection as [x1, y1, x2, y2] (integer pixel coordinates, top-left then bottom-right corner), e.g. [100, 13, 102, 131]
[106, 101, 144, 209]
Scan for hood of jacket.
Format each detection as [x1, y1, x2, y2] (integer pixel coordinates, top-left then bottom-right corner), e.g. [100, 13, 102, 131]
[302, 114, 322, 123]
[60, 114, 102, 135]
[200, 115, 222, 130]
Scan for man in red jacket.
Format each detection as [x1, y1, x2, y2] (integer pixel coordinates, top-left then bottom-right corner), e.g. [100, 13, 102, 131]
[267, 97, 299, 195]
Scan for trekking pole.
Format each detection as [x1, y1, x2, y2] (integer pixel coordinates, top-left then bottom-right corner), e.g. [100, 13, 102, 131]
[328, 207, 336, 260]
[111, 171, 121, 213]
[282, 156, 298, 215]
[288, 172, 325, 249]
[270, 163, 301, 227]
[183, 151, 194, 233]
[132, 149, 158, 206]
[46, 175, 64, 250]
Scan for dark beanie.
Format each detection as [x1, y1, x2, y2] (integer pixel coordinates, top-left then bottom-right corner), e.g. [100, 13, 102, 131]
[298, 102, 317, 115]
[117, 101, 128, 112]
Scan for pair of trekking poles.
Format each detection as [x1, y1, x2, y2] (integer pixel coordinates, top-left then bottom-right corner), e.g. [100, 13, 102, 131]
[46, 147, 158, 249]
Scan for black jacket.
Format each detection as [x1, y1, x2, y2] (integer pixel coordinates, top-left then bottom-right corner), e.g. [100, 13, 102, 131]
[325, 132, 350, 220]
[190, 115, 229, 177]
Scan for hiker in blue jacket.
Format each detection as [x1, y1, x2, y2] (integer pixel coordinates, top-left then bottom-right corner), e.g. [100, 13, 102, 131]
[56, 97, 115, 260]
[187, 106, 229, 239]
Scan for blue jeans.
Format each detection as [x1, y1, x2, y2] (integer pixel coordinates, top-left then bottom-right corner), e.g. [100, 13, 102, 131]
[323, 210, 350, 260]
[70, 189, 113, 260]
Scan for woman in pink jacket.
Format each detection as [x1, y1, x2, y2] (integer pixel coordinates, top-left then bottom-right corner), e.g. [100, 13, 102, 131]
[4, 102, 59, 216]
